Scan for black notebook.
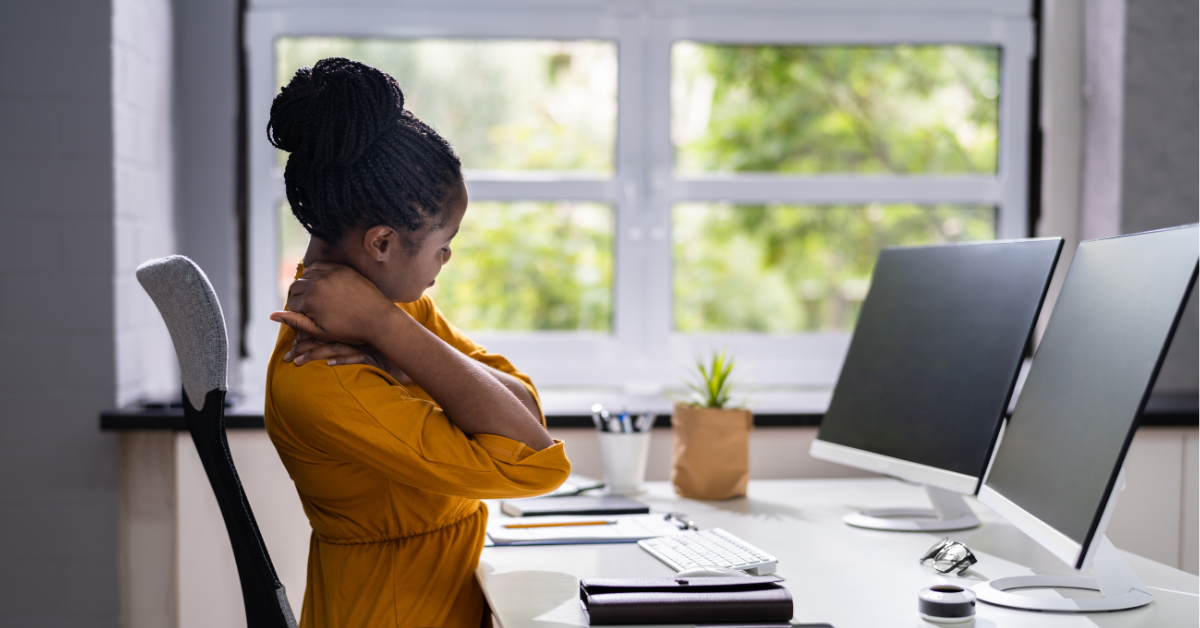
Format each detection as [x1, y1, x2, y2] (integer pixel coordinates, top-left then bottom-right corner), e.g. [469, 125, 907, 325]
[499, 495, 650, 517]
[580, 576, 793, 625]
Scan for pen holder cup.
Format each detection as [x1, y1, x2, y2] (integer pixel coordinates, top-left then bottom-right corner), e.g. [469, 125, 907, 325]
[598, 431, 652, 496]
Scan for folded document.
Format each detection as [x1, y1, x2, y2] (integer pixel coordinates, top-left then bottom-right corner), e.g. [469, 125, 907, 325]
[487, 514, 686, 546]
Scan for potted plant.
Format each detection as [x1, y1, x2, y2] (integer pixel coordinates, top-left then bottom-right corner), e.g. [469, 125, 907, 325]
[670, 350, 753, 500]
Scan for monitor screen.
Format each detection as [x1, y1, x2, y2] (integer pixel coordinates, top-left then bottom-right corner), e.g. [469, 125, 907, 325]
[982, 225, 1198, 566]
[817, 239, 1062, 484]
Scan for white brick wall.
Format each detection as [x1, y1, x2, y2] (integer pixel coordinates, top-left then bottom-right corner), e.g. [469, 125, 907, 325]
[113, 0, 178, 407]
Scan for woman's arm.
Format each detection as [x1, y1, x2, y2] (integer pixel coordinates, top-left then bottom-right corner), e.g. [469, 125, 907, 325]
[285, 335, 413, 383]
[479, 364, 542, 422]
[270, 341, 570, 500]
[285, 332, 541, 421]
[272, 262, 554, 451]
[366, 309, 554, 449]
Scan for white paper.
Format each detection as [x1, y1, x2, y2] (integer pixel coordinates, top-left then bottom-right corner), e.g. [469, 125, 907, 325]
[487, 514, 684, 545]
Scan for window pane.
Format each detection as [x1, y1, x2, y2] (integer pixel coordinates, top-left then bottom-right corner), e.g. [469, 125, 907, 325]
[278, 201, 614, 331]
[276, 38, 617, 173]
[672, 43, 1000, 174]
[673, 203, 996, 332]
[429, 201, 613, 332]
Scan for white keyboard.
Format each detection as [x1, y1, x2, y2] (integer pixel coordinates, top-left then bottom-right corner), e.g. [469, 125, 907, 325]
[638, 528, 779, 575]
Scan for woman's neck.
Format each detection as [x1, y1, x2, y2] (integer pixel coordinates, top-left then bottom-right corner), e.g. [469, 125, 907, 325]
[303, 236, 351, 268]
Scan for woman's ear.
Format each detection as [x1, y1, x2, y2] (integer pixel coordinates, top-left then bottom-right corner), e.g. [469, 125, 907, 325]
[363, 225, 400, 262]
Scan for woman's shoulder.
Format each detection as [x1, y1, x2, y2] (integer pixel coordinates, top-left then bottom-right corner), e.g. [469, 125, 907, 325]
[268, 355, 432, 443]
[396, 293, 434, 324]
[397, 294, 462, 344]
[269, 347, 346, 412]
[396, 295, 429, 314]
[404, 294, 486, 355]
[272, 351, 405, 398]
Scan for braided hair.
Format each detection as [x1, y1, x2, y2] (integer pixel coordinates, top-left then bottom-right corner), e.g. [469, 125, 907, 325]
[267, 57, 463, 245]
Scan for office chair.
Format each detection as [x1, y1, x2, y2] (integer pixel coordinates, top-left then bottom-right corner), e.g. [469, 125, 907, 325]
[137, 255, 298, 628]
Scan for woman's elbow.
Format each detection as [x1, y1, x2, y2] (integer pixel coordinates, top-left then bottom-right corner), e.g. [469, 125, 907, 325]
[499, 460, 572, 499]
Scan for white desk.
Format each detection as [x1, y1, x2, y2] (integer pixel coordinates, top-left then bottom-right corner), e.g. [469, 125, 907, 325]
[477, 479, 1199, 628]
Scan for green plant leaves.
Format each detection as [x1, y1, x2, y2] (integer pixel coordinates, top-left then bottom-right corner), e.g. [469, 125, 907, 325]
[686, 349, 738, 409]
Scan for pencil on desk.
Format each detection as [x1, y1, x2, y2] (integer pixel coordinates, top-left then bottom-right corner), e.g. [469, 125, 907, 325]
[502, 520, 615, 529]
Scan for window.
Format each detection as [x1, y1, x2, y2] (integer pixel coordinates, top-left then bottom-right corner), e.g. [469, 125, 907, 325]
[273, 39, 618, 332]
[673, 203, 996, 333]
[671, 42, 1003, 333]
[673, 43, 1002, 176]
[246, 1, 1034, 409]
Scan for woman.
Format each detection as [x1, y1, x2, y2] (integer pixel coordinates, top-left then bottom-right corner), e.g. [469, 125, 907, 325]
[264, 57, 570, 628]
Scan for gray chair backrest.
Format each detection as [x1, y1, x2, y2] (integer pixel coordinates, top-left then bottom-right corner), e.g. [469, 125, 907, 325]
[135, 255, 227, 412]
[137, 255, 298, 628]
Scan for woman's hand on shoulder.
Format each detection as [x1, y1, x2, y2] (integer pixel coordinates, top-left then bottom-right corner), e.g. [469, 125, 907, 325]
[270, 262, 396, 345]
[284, 334, 413, 384]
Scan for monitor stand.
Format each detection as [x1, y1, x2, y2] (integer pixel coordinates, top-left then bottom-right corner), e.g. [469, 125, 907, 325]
[973, 536, 1153, 612]
[842, 484, 981, 532]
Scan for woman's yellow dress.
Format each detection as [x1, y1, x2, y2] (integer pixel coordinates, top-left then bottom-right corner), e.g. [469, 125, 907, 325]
[265, 284, 571, 628]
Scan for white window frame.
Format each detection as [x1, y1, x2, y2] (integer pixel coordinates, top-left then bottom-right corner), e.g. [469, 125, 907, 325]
[243, 0, 1033, 412]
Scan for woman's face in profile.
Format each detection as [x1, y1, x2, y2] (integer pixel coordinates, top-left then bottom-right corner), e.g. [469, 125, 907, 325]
[378, 182, 468, 304]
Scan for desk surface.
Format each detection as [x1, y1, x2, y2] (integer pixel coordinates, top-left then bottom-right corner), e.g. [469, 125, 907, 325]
[477, 479, 1199, 628]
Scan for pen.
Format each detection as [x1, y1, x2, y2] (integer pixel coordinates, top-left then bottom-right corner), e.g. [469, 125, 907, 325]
[593, 403, 618, 432]
[590, 404, 605, 431]
[503, 520, 615, 529]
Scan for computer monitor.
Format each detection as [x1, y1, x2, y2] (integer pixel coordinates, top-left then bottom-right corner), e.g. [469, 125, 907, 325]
[974, 224, 1198, 612]
[810, 238, 1063, 531]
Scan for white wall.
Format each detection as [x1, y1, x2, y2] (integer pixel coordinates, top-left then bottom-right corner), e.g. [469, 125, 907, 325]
[1078, 0, 1127, 242]
[120, 432, 177, 628]
[0, 1, 120, 625]
[1033, 0, 1083, 345]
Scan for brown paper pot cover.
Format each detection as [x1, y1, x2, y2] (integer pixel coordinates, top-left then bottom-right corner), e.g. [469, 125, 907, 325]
[670, 403, 753, 500]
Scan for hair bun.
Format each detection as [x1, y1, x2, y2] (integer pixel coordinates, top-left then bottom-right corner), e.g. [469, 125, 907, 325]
[267, 57, 404, 171]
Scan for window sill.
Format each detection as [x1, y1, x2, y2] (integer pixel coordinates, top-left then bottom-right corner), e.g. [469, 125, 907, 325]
[99, 393, 1198, 430]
